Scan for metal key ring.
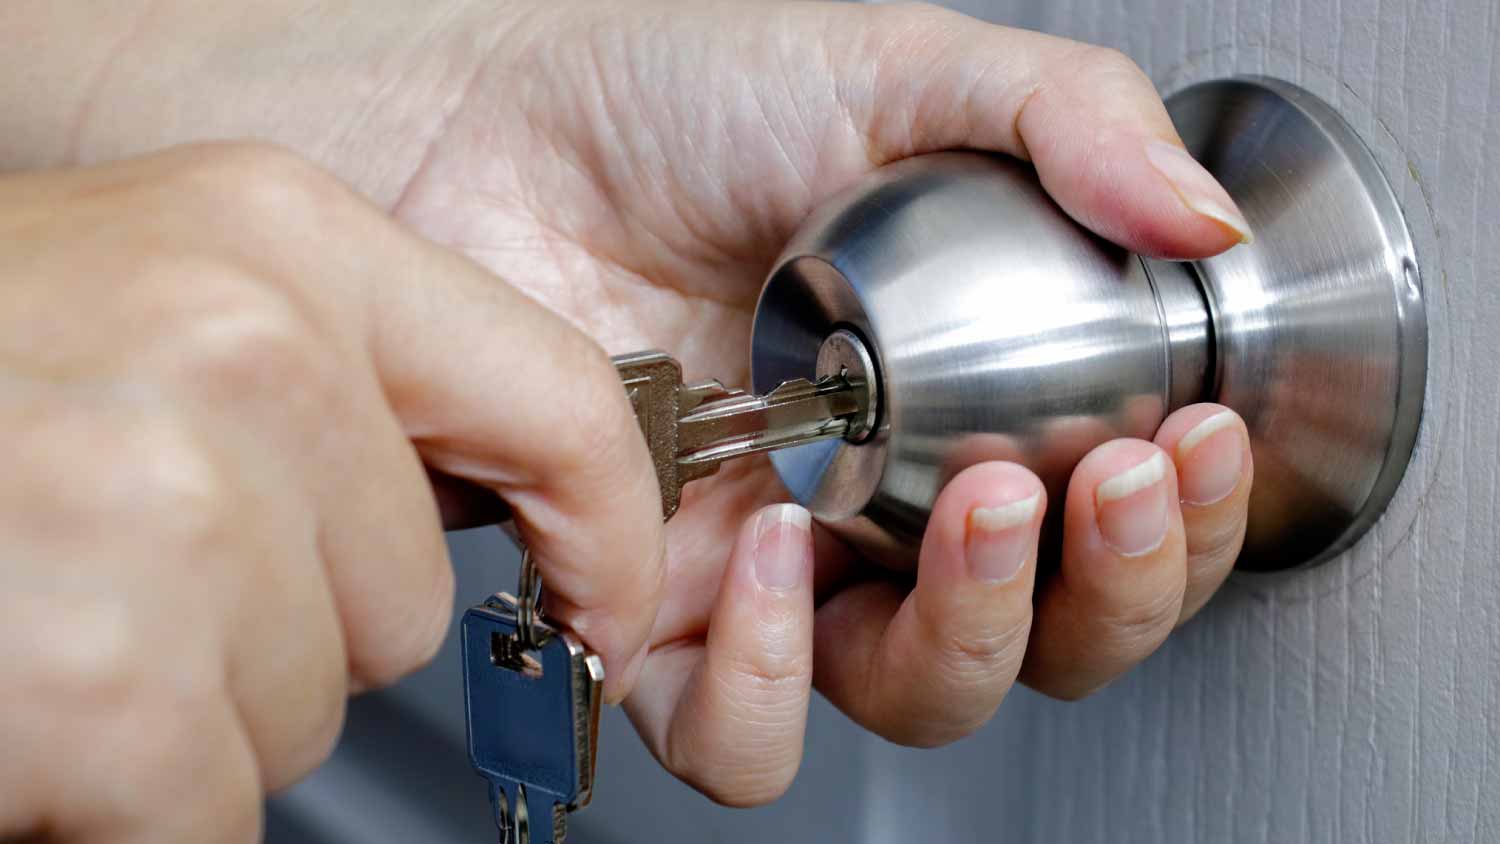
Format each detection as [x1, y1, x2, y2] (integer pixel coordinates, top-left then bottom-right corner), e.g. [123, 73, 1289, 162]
[515, 546, 546, 649]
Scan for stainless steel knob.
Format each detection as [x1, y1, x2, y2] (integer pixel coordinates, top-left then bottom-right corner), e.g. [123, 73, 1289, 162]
[750, 76, 1426, 572]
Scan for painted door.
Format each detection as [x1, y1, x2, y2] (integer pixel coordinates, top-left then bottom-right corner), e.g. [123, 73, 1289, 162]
[269, 0, 1499, 841]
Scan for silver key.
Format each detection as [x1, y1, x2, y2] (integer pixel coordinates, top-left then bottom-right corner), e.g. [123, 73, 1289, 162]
[613, 350, 872, 520]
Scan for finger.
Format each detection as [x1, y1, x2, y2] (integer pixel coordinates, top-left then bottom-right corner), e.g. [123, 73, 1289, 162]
[91, 702, 264, 844]
[625, 504, 814, 806]
[0, 607, 264, 844]
[370, 247, 665, 702]
[1153, 404, 1253, 622]
[307, 370, 456, 692]
[112, 149, 461, 698]
[180, 144, 667, 703]
[827, 3, 1252, 258]
[1020, 440, 1187, 699]
[813, 463, 1044, 747]
[216, 437, 350, 791]
[172, 311, 452, 701]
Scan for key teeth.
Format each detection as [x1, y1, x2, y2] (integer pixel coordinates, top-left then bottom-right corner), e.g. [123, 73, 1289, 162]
[680, 379, 742, 411]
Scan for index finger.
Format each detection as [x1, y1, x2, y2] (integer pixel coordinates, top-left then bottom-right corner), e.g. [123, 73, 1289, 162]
[383, 251, 666, 701]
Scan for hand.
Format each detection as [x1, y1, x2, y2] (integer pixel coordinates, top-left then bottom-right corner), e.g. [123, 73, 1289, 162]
[0, 145, 670, 842]
[0, 0, 1258, 811]
[375, 1, 1254, 804]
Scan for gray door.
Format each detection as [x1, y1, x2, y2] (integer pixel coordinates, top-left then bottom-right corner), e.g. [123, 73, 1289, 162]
[269, 1, 1500, 841]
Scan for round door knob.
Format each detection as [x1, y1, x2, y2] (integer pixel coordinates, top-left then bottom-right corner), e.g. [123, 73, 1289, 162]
[750, 76, 1427, 572]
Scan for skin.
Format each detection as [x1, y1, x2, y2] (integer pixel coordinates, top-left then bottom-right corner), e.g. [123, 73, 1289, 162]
[0, 0, 1256, 838]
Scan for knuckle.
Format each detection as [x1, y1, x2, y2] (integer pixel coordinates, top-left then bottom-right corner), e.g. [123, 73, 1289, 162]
[18, 404, 236, 545]
[719, 650, 814, 705]
[936, 627, 1025, 676]
[27, 602, 157, 713]
[166, 141, 349, 229]
[915, 595, 1030, 686]
[1097, 583, 1183, 656]
[117, 423, 237, 546]
[1075, 44, 1149, 84]
[164, 292, 329, 400]
[1186, 511, 1249, 563]
[869, 602, 1026, 747]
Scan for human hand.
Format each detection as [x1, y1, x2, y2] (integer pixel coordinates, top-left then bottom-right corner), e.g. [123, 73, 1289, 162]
[0, 144, 670, 842]
[0, 0, 1259, 811]
[388, 0, 1254, 803]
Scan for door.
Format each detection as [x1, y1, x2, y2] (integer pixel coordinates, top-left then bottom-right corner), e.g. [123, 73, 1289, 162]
[850, 1, 1494, 841]
[269, 1, 1499, 841]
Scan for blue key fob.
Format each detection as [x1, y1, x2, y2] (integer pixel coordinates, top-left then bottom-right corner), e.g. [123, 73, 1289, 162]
[462, 595, 603, 843]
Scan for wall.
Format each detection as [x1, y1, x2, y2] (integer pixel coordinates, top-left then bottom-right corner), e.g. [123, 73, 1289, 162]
[270, 0, 1500, 841]
[856, 0, 1499, 841]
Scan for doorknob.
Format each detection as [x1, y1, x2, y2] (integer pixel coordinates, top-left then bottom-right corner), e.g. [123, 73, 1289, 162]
[750, 76, 1427, 572]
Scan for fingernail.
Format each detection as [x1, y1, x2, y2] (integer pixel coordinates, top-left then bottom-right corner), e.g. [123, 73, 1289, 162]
[754, 504, 812, 591]
[965, 492, 1041, 583]
[1145, 139, 1254, 244]
[1095, 452, 1169, 556]
[1176, 410, 1244, 505]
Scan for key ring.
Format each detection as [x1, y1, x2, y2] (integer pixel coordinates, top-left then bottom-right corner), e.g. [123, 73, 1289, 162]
[514, 546, 547, 649]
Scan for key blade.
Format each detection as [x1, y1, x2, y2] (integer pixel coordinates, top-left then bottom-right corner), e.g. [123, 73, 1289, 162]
[679, 379, 744, 413]
[676, 376, 863, 481]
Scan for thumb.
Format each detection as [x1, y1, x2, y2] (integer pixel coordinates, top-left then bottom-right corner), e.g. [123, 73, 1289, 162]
[824, 3, 1251, 259]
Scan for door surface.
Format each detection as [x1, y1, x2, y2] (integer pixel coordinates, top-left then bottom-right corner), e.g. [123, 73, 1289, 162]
[269, 1, 1500, 841]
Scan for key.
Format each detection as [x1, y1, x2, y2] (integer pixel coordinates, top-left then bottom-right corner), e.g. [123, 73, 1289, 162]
[613, 349, 872, 520]
[462, 584, 603, 844]
[464, 348, 873, 842]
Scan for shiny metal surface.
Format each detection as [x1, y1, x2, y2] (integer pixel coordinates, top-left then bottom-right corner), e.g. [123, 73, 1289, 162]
[752, 152, 1179, 567]
[612, 350, 865, 520]
[675, 374, 864, 471]
[751, 76, 1425, 572]
[1168, 77, 1426, 569]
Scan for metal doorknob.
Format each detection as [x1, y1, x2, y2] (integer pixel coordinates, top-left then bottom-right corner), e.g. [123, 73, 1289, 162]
[749, 76, 1427, 572]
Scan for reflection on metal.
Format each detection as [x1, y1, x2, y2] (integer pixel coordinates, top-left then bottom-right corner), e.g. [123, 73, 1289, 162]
[751, 76, 1426, 572]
